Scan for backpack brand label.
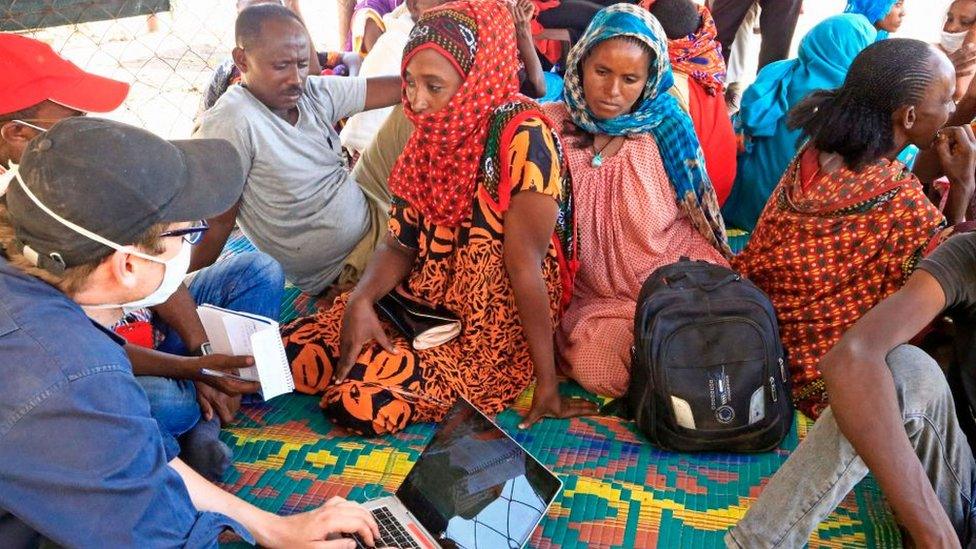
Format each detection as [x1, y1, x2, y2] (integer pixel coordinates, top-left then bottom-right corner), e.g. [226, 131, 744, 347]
[709, 367, 735, 424]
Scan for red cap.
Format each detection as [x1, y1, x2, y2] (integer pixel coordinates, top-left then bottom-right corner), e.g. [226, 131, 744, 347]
[0, 33, 130, 116]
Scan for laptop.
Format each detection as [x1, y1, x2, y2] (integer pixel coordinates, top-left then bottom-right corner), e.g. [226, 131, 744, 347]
[345, 396, 563, 549]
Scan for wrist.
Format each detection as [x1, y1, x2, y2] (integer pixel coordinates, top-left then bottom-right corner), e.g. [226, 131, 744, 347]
[900, 515, 954, 547]
[248, 510, 286, 547]
[183, 337, 208, 356]
[348, 289, 378, 307]
[947, 178, 975, 205]
[888, 479, 955, 544]
[177, 355, 206, 380]
[949, 174, 975, 190]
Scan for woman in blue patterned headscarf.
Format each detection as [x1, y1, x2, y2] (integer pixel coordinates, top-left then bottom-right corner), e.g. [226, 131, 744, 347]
[545, 4, 730, 398]
[845, 0, 905, 39]
[560, 3, 728, 253]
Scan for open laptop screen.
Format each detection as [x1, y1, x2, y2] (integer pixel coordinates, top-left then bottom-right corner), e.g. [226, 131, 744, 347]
[396, 398, 562, 548]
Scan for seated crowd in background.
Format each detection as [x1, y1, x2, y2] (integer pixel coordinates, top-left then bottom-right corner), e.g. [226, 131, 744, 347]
[9, 0, 976, 546]
[651, 0, 737, 204]
[194, 4, 403, 299]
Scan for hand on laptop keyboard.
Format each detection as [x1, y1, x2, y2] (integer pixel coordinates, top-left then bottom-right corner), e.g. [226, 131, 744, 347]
[261, 496, 381, 547]
[344, 506, 420, 549]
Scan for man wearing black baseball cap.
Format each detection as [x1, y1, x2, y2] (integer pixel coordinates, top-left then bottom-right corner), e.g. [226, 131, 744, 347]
[1, 32, 292, 484]
[0, 118, 379, 547]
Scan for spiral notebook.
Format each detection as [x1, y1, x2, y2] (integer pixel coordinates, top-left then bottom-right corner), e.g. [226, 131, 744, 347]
[196, 304, 295, 400]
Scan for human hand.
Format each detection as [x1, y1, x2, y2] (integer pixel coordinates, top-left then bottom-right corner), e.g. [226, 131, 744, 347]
[936, 125, 976, 192]
[509, 0, 536, 29]
[194, 353, 261, 396]
[336, 295, 397, 383]
[195, 381, 243, 425]
[518, 379, 599, 429]
[949, 42, 976, 79]
[260, 497, 383, 549]
[899, 512, 961, 549]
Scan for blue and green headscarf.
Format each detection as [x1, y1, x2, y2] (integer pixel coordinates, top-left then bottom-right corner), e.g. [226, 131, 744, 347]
[845, 0, 899, 39]
[563, 3, 729, 257]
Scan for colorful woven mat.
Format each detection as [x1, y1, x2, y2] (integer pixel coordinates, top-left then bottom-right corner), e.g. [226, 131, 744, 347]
[218, 232, 901, 548]
[218, 387, 900, 548]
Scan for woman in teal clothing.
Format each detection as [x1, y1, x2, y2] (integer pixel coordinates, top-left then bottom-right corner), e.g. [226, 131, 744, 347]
[845, 0, 906, 39]
[721, 14, 877, 232]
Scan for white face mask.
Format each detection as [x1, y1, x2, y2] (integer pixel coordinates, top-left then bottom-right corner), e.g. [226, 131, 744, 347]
[942, 29, 969, 54]
[10, 166, 191, 312]
[88, 239, 192, 314]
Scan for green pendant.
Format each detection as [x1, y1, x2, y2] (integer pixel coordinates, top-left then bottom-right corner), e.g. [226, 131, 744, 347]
[591, 153, 603, 168]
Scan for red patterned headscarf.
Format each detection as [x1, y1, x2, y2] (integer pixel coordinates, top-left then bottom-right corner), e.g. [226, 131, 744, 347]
[389, 0, 530, 227]
[642, 0, 726, 95]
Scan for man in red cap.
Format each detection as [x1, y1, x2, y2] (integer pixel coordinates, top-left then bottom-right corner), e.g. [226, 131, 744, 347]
[0, 34, 288, 483]
[0, 33, 129, 173]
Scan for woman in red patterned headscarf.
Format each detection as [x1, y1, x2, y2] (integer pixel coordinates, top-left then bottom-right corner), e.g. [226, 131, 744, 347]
[282, 0, 597, 436]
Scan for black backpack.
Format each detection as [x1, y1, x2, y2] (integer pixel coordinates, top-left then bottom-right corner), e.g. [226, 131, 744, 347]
[618, 258, 793, 453]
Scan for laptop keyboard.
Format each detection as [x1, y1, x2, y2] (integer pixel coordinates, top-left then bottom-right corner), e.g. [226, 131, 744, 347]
[345, 506, 422, 549]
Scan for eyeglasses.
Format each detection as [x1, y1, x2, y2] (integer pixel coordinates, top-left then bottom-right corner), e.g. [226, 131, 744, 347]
[161, 220, 209, 245]
[7, 119, 65, 132]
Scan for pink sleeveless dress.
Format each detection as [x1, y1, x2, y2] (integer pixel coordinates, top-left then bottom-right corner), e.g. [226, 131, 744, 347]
[545, 102, 729, 398]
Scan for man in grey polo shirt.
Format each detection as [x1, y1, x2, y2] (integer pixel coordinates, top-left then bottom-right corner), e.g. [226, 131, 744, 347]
[194, 3, 401, 295]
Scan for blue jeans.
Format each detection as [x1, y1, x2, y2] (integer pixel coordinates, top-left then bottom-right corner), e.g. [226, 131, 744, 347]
[726, 346, 976, 547]
[137, 252, 285, 457]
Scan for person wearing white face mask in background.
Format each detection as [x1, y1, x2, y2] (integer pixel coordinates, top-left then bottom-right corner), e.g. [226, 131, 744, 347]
[914, 0, 976, 202]
[0, 117, 382, 548]
[0, 33, 290, 483]
[939, 0, 976, 102]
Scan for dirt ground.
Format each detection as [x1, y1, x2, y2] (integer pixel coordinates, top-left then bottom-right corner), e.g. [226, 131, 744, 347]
[16, 0, 946, 139]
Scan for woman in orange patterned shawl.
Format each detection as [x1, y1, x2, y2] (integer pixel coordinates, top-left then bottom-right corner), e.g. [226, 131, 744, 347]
[281, 0, 597, 436]
[732, 39, 969, 419]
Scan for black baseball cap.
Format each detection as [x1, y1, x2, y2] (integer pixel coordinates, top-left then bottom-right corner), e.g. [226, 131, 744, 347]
[5, 117, 245, 274]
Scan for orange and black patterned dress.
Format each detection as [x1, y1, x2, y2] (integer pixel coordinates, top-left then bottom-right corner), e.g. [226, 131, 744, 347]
[733, 146, 945, 419]
[282, 107, 572, 436]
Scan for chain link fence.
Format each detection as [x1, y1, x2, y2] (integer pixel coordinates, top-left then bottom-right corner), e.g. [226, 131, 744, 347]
[2, 0, 340, 138]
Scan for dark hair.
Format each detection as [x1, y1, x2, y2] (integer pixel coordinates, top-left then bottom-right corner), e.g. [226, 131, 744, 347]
[236, 0, 283, 11]
[787, 38, 939, 171]
[235, 3, 304, 49]
[0, 104, 41, 124]
[649, 0, 702, 39]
